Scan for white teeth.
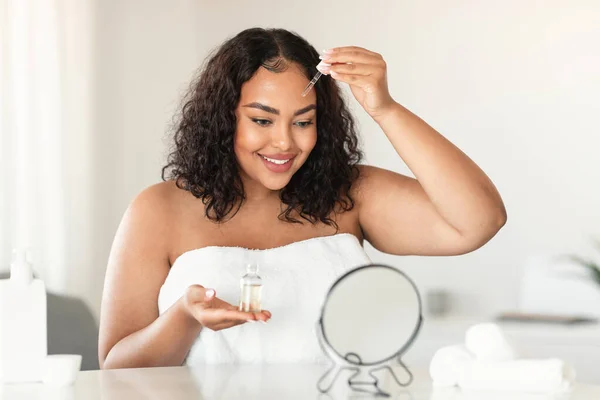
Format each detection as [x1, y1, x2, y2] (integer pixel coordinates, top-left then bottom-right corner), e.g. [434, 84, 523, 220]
[261, 155, 291, 165]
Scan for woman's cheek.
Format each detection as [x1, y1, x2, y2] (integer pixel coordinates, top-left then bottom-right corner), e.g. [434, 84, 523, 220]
[235, 124, 267, 153]
[296, 129, 317, 154]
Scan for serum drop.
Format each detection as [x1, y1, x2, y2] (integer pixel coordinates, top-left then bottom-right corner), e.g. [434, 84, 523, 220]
[239, 263, 262, 313]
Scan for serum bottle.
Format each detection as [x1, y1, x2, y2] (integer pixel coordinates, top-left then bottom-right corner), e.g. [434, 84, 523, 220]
[239, 263, 262, 313]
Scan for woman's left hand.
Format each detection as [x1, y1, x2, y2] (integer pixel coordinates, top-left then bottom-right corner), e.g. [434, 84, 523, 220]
[318, 46, 397, 121]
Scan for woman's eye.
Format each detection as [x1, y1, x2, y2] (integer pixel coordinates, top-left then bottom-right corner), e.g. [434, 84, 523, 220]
[252, 119, 272, 127]
[295, 121, 314, 128]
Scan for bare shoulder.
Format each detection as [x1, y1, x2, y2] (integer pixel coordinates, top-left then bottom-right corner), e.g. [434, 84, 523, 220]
[130, 180, 180, 210]
[126, 180, 218, 259]
[127, 180, 194, 221]
[119, 181, 193, 253]
[351, 164, 413, 202]
[354, 164, 395, 182]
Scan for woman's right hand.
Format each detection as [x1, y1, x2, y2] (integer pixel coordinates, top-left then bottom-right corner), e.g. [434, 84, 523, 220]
[182, 284, 271, 331]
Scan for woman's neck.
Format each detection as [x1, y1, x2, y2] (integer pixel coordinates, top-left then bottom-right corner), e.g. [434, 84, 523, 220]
[240, 174, 281, 205]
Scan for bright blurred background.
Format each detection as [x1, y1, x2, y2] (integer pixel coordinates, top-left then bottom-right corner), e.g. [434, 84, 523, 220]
[1, 0, 599, 379]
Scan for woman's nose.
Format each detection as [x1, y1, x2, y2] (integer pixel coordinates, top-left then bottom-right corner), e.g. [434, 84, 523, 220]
[271, 124, 292, 151]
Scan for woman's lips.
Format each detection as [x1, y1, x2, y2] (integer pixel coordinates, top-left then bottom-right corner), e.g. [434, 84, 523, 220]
[258, 153, 296, 173]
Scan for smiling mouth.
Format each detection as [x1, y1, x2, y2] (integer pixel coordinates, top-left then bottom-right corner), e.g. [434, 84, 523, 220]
[258, 154, 293, 165]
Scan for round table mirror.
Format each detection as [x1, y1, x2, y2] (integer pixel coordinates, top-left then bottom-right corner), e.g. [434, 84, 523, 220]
[316, 264, 423, 397]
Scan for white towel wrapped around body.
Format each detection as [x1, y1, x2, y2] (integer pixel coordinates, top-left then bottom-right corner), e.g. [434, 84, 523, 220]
[465, 323, 517, 362]
[458, 358, 576, 393]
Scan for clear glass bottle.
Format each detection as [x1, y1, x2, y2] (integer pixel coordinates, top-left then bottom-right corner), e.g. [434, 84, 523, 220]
[239, 263, 262, 313]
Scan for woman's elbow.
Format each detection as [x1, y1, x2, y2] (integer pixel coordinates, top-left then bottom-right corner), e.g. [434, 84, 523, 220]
[98, 351, 111, 370]
[455, 207, 507, 254]
[476, 206, 507, 242]
[99, 347, 121, 370]
[495, 203, 508, 231]
[476, 200, 508, 238]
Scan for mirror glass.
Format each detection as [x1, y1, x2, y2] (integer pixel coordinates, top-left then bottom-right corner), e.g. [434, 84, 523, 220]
[321, 264, 422, 365]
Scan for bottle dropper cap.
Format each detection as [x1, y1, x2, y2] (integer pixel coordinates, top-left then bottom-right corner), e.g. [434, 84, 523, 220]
[246, 263, 258, 274]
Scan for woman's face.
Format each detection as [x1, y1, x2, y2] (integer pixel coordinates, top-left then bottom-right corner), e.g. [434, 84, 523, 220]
[234, 62, 317, 192]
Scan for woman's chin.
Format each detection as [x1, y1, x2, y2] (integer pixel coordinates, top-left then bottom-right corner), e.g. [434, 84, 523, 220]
[260, 175, 293, 191]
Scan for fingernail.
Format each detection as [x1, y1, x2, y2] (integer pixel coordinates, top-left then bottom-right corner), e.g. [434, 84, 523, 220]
[322, 48, 334, 54]
[260, 320, 268, 324]
[247, 319, 257, 323]
[205, 289, 215, 298]
[316, 62, 331, 75]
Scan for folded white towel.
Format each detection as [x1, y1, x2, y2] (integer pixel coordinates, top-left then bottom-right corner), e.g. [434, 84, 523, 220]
[430, 345, 475, 387]
[465, 323, 517, 362]
[458, 358, 576, 393]
[429, 323, 576, 393]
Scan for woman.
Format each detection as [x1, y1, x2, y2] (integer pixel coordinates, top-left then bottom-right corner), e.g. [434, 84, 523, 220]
[98, 28, 506, 369]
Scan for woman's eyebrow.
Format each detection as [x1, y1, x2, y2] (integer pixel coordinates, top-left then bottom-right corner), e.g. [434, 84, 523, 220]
[293, 104, 316, 116]
[243, 102, 279, 115]
[242, 102, 316, 116]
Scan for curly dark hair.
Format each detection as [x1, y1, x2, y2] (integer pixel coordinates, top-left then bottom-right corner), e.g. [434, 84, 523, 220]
[162, 28, 362, 228]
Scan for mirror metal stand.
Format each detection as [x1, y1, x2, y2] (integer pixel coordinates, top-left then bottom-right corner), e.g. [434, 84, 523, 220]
[316, 321, 416, 397]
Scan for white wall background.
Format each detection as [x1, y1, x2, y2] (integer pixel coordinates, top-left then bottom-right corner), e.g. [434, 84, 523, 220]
[1, 0, 96, 299]
[87, 0, 600, 319]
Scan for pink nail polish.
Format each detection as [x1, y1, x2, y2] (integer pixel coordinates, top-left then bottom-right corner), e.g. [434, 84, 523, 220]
[316, 61, 331, 75]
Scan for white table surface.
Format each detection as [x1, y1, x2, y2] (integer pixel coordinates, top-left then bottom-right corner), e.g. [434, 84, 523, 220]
[1, 365, 599, 400]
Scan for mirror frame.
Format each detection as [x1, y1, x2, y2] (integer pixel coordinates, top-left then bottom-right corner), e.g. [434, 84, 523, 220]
[319, 263, 423, 366]
[316, 263, 424, 396]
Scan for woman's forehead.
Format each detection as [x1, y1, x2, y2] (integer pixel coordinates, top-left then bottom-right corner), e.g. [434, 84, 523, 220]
[239, 64, 316, 107]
